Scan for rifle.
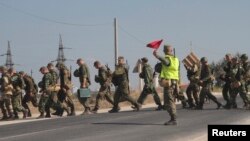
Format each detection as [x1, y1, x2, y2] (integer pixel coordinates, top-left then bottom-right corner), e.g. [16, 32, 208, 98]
[125, 60, 130, 94]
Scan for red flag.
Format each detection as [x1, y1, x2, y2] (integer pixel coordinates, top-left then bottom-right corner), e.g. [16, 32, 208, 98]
[146, 39, 163, 49]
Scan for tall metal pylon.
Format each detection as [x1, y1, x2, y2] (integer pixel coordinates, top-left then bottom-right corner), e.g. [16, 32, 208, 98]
[0, 41, 14, 69]
[51, 34, 73, 64]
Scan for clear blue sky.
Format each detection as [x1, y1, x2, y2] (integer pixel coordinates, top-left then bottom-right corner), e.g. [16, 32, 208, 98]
[0, 0, 250, 90]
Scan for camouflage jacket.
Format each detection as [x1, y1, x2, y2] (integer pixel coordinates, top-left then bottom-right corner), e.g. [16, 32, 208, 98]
[59, 67, 72, 89]
[11, 73, 24, 93]
[49, 69, 59, 86]
[200, 64, 213, 85]
[95, 66, 109, 86]
[23, 75, 37, 93]
[112, 65, 128, 86]
[39, 72, 53, 92]
[139, 63, 154, 85]
[79, 64, 91, 85]
[0, 73, 13, 94]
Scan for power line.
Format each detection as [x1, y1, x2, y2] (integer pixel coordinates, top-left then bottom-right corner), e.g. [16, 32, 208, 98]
[118, 25, 146, 45]
[0, 2, 111, 27]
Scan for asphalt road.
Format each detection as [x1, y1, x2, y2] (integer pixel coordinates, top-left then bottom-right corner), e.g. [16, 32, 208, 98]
[0, 98, 249, 141]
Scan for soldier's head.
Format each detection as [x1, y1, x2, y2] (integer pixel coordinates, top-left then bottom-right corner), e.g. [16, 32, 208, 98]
[141, 57, 148, 65]
[47, 63, 55, 71]
[118, 56, 125, 65]
[19, 71, 26, 77]
[232, 57, 238, 65]
[240, 54, 248, 62]
[163, 45, 173, 55]
[225, 53, 232, 62]
[39, 66, 48, 74]
[7, 68, 16, 75]
[55, 62, 65, 70]
[200, 57, 208, 65]
[93, 60, 101, 69]
[0, 66, 7, 74]
[77, 58, 84, 66]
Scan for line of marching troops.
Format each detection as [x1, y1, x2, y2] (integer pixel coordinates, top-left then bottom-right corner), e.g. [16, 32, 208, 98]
[0, 45, 249, 125]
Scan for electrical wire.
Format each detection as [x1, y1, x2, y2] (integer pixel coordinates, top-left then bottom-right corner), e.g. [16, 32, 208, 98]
[0, 2, 111, 27]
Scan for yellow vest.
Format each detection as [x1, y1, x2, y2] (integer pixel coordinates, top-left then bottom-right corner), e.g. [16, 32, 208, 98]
[160, 55, 179, 80]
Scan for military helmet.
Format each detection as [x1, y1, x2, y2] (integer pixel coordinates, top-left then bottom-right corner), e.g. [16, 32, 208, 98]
[240, 54, 248, 60]
[200, 57, 208, 63]
[141, 57, 148, 63]
[73, 69, 80, 77]
[0, 66, 6, 71]
[55, 62, 65, 68]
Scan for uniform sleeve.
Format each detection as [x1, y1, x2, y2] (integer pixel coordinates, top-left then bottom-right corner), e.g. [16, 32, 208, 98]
[44, 74, 51, 90]
[158, 56, 170, 66]
[79, 66, 87, 83]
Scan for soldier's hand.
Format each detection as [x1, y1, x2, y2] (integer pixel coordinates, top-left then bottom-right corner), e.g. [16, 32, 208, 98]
[153, 50, 159, 58]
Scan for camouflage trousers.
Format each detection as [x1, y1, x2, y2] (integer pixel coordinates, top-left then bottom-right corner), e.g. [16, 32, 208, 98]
[186, 83, 199, 107]
[113, 83, 138, 110]
[38, 94, 49, 114]
[0, 94, 13, 118]
[94, 85, 114, 109]
[222, 83, 233, 107]
[163, 84, 177, 120]
[58, 89, 75, 115]
[45, 92, 66, 115]
[199, 84, 221, 108]
[137, 84, 162, 106]
[22, 91, 38, 117]
[230, 83, 250, 108]
[12, 92, 26, 117]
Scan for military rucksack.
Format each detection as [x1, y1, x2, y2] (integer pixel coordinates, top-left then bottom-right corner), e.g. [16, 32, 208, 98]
[154, 62, 162, 73]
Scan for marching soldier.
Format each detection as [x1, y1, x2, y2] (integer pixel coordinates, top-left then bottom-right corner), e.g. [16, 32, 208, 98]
[230, 57, 250, 109]
[8, 68, 28, 119]
[136, 57, 163, 110]
[220, 54, 233, 109]
[37, 66, 64, 118]
[196, 57, 222, 110]
[92, 61, 114, 113]
[75, 58, 92, 115]
[0, 66, 13, 120]
[240, 54, 250, 93]
[184, 64, 200, 108]
[56, 62, 75, 116]
[19, 71, 38, 117]
[153, 45, 179, 125]
[109, 56, 141, 113]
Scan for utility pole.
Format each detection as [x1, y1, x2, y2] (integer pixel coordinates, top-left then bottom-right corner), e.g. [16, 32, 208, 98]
[114, 18, 118, 66]
[30, 69, 33, 77]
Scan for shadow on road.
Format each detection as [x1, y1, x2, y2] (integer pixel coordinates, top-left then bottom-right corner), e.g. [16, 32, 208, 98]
[92, 122, 162, 126]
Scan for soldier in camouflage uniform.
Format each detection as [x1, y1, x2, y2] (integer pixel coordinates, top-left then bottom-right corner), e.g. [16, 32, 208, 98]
[37, 66, 64, 118]
[56, 62, 75, 116]
[135, 57, 163, 110]
[109, 56, 141, 113]
[240, 54, 250, 94]
[92, 61, 114, 113]
[196, 57, 222, 110]
[19, 71, 38, 117]
[229, 57, 250, 109]
[220, 54, 233, 109]
[184, 64, 200, 108]
[8, 68, 27, 119]
[75, 58, 92, 114]
[0, 66, 13, 120]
